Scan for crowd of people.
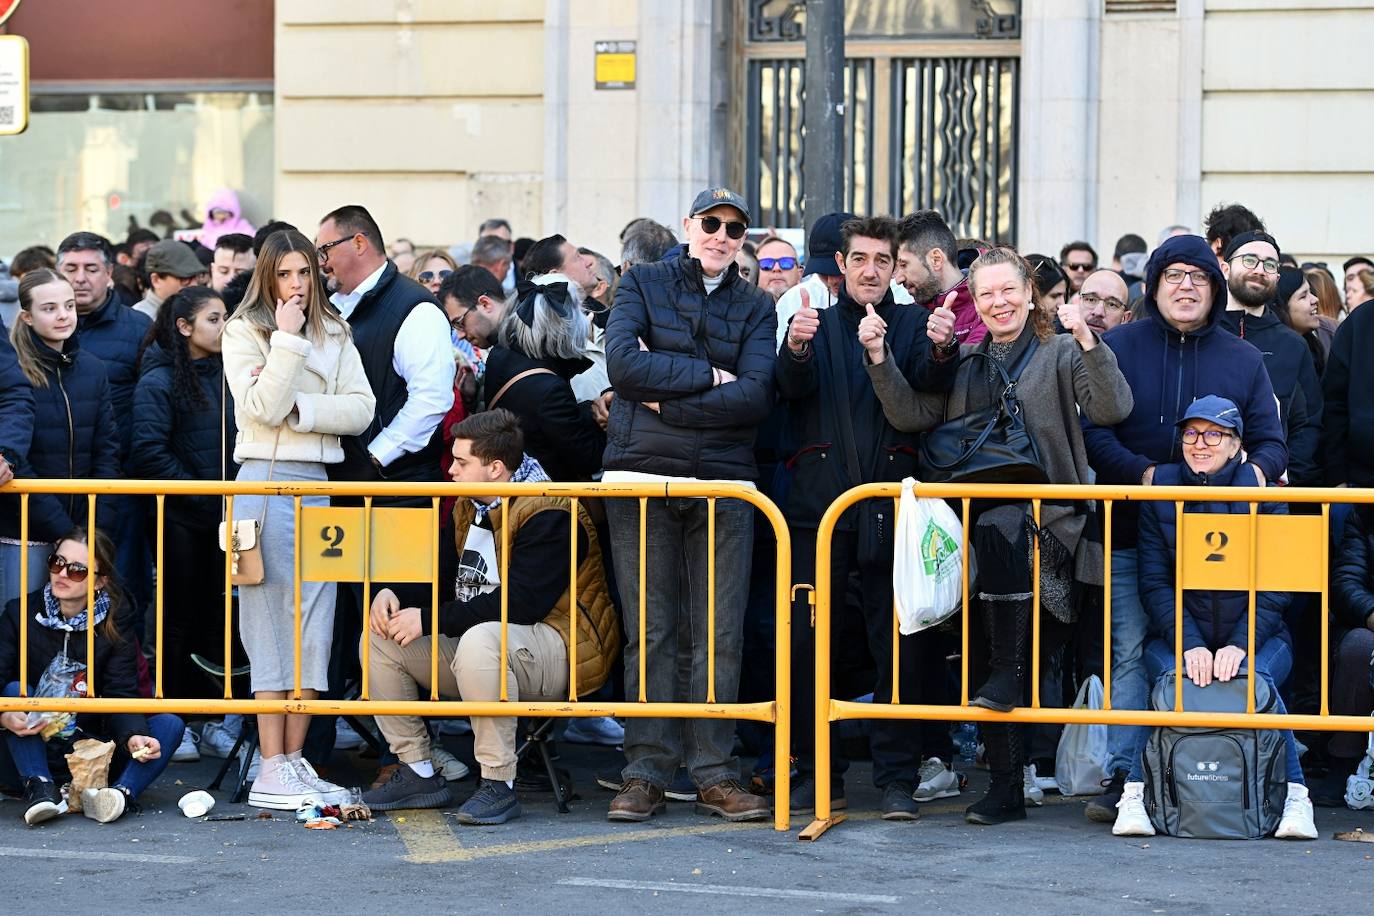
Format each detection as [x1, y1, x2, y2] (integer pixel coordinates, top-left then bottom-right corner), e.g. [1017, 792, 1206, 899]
[0, 186, 1370, 844]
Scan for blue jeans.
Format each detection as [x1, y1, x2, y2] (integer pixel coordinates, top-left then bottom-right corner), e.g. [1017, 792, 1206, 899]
[1104, 548, 1151, 776]
[0, 682, 182, 798]
[1125, 639, 1304, 785]
[0, 542, 49, 609]
[605, 496, 753, 790]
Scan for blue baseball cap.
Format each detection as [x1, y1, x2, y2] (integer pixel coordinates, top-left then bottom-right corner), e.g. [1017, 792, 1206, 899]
[1176, 395, 1244, 438]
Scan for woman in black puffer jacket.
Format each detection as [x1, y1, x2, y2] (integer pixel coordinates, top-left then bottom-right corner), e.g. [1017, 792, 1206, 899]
[131, 287, 236, 698]
[1327, 506, 1374, 801]
[0, 269, 119, 606]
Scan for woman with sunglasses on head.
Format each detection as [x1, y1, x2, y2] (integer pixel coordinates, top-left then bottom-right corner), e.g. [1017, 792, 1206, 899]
[0, 270, 119, 607]
[222, 229, 375, 810]
[0, 528, 184, 825]
[1111, 396, 1317, 840]
[408, 248, 458, 298]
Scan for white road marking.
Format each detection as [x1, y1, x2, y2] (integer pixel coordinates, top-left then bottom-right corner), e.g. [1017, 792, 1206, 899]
[557, 877, 900, 904]
[0, 845, 196, 865]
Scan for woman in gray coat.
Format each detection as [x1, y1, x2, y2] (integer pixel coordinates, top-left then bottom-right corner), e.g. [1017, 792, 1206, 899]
[860, 247, 1133, 826]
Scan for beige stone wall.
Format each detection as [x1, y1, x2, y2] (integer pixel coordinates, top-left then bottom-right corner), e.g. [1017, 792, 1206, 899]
[274, 0, 545, 248]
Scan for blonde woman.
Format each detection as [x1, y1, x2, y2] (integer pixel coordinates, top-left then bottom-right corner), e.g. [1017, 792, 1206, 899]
[408, 248, 458, 297]
[222, 229, 376, 810]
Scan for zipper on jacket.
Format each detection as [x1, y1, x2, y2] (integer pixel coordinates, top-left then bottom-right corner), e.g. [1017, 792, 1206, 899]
[56, 362, 77, 521]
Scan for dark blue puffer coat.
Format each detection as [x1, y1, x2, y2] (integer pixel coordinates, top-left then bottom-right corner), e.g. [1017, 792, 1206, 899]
[603, 252, 777, 480]
[76, 288, 152, 460]
[0, 329, 120, 542]
[130, 346, 236, 526]
[1137, 454, 1291, 655]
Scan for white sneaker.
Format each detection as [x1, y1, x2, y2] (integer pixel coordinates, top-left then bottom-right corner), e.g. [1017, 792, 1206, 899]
[241, 749, 261, 781]
[913, 757, 961, 802]
[1275, 782, 1318, 840]
[430, 744, 471, 782]
[1023, 764, 1045, 806]
[248, 756, 318, 810]
[290, 758, 352, 806]
[333, 719, 365, 751]
[200, 720, 242, 759]
[1111, 781, 1156, 836]
[561, 716, 625, 747]
[172, 727, 201, 763]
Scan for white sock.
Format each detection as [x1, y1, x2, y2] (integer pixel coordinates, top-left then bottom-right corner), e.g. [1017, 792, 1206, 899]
[505, 780, 514, 789]
[285, 750, 302, 762]
[1287, 782, 1309, 800]
[408, 760, 436, 779]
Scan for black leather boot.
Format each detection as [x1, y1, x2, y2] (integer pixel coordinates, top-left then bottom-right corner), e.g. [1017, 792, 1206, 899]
[970, 599, 1030, 712]
[965, 724, 1027, 825]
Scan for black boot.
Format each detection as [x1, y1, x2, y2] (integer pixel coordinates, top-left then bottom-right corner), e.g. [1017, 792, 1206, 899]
[970, 599, 1030, 712]
[965, 724, 1027, 825]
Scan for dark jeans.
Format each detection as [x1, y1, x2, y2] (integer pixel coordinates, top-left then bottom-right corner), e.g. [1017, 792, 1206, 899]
[605, 496, 752, 790]
[791, 527, 950, 789]
[0, 682, 183, 798]
[1330, 627, 1374, 760]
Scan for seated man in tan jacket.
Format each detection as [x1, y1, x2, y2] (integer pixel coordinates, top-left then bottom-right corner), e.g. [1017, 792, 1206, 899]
[362, 409, 620, 825]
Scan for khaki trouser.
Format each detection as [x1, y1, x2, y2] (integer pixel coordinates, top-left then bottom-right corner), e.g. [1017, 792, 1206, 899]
[365, 621, 568, 781]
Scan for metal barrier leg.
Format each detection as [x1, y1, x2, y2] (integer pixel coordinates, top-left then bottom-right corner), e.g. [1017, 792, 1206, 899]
[800, 526, 843, 840]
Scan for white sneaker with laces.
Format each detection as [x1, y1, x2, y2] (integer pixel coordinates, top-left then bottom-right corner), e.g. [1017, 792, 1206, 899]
[249, 756, 319, 810]
[430, 744, 471, 782]
[200, 720, 242, 759]
[913, 757, 961, 802]
[172, 727, 201, 763]
[1275, 782, 1318, 840]
[1111, 781, 1155, 836]
[291, 758, 351, 806]
[1023, 764, 1045, 806]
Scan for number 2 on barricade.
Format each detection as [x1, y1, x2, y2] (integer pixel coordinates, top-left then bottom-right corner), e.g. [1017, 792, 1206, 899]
[299, 507, 436, 583]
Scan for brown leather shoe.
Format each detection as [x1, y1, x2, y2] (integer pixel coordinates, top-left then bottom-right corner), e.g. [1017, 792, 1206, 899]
[608, 778, 666, 822]
[370, 763, 400, 791]
[696, 779, 770, 822]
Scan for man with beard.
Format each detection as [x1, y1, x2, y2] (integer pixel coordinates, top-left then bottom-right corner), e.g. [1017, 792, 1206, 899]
[1077, 269, 1132, 336]
[1218, 231, 1323, 486]
[755, 236, 802, 302]
[896, 210, 984, 345]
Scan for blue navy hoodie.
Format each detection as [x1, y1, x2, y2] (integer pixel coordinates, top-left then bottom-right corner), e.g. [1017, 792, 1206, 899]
[1082, 235, 1287, 550]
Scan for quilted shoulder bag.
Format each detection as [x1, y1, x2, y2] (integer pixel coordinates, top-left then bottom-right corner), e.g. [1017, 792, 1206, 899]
[216, 363, 279, 586]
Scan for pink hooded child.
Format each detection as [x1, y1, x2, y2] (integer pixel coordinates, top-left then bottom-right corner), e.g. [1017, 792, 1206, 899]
[199, 188, 255, 247]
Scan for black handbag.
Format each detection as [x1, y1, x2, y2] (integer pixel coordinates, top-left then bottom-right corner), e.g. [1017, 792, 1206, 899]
[917, 338, 1049, 485]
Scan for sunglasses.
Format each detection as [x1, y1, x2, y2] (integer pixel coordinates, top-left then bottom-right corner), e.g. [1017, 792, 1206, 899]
[696, 216, 748, 240]
[47, 554, 93, 582]
[759, 257, 798, 271]
[1061, 262, 1094, 272]
[419, 269, 453, 284]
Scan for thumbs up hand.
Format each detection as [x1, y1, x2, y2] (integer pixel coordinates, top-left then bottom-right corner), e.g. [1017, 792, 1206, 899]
[857, 302, 888, 364]
[787, 288, 820, 353]
[926, 289, 957, 348]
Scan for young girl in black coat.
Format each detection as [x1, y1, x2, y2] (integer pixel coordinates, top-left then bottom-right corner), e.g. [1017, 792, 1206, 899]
[0, 528, 183, 825]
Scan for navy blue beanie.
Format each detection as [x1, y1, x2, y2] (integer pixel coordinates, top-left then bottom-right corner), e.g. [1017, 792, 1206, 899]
[1143, 234, 1228, 312]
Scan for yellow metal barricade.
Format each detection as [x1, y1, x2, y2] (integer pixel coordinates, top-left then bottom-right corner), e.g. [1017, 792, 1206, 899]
[800, 481, 1372, 841]
[1, 479, 792, 831]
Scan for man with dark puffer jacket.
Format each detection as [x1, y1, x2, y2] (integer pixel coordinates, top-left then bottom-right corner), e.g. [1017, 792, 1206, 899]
[775, 215, 958, 820]
[1081, 233, 1288, 824]
[1322, 288, 1374, 488]
[602, 187, 776, 824]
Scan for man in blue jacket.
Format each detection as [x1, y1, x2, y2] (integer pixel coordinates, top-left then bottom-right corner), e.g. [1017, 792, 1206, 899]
[1082, 233, 1287, 823]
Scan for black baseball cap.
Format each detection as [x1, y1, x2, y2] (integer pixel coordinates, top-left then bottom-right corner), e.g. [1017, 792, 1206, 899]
[803, 212, 855, 278]
[689, 187, 750, 225]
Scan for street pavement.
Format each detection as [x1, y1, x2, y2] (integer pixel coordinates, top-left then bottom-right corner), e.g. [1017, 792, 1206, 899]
[0, 729, 1370, 914]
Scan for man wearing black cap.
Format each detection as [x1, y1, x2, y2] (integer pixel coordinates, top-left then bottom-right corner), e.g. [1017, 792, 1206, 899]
[1343, 256, 1373, 313]
[602, 186, 777, 824]
[1217, 230, 1323, 487]
[134, 239, 203, 321]
[1081, 233, 1288, 824]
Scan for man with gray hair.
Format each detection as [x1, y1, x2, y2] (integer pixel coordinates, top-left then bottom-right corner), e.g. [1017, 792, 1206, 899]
[471, 234, 514, 288]
[619, 219, 677, 273]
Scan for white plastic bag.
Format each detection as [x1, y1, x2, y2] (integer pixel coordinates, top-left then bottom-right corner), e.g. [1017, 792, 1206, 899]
[893, 477, 963, 635]
[1055, 675, 1110, 796]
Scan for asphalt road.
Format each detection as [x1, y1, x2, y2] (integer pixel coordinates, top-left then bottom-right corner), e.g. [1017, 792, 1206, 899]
[1, 731, 1370, 915]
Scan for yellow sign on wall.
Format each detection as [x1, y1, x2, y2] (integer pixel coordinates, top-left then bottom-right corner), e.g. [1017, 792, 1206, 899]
[594, 40, 636, 90]
[300, 506, 436, 584]
[0, 34, 29, 136]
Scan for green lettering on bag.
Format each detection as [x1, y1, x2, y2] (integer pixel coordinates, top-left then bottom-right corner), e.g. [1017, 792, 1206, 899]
[920, 518, 959, 580]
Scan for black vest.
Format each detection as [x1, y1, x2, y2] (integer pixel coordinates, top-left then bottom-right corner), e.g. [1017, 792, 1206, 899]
[331, 262, 446, 483]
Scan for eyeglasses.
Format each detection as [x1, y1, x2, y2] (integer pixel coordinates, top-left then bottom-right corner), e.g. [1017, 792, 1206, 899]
[695, 216, 748, 240]
[47, 554, 92, 582]
[1062, 262, 1094, 272]
[1080, 292, 1126, 313]
[316, 235, 356, 264]
[1161, 268, 1213, 287]
[1230, 253, 1279, 275]
[759, 256, 798, 271]
[449, 305, 474, 333]
[1180, 427, 1235, 446]
[419, 269, 453, 284]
